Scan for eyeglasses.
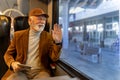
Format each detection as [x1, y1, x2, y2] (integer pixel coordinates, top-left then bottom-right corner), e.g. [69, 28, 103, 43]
[38, 16, 47, 21]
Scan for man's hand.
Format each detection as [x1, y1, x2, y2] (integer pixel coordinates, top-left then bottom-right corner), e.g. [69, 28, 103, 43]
[11, 61, 21, 72]
[11, 62, 31, 72]
[52, 24, 62, 43]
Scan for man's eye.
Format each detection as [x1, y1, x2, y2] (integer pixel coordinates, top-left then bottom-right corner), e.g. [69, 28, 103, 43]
[39, 17, 46, 20]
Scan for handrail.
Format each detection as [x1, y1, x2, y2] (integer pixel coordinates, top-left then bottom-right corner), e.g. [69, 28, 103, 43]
[3, 8, 25, 17]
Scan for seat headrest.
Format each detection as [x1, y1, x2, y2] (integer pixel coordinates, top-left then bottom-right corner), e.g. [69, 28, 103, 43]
[14, 16, 29, 31]
[0, 15, 11, 37]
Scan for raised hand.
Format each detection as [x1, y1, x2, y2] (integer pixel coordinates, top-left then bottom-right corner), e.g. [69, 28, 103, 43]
[52, 23, 62, 43]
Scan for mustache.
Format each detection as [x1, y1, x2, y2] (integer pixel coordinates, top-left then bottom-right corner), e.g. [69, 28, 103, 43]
[31, 23, 45, 27]
[37, 23, 45, 27]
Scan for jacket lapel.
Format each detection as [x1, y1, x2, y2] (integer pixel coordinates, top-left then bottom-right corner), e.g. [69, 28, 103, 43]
[22, 29, 29, 62]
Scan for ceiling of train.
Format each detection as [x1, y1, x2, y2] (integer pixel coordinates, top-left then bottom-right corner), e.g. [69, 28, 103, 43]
[0, 0, 103, 15]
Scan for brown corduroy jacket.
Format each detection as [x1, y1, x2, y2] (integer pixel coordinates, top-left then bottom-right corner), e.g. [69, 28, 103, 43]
[2, 29, 62, 80]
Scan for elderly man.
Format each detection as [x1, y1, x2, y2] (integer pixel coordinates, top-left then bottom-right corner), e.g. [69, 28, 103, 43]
[2, 8, 62, 80]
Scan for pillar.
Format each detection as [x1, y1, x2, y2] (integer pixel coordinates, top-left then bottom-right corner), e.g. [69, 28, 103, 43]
[119, 9, 120, 67]
[83, 21, 87, 41]
[61, 2, 69, 49]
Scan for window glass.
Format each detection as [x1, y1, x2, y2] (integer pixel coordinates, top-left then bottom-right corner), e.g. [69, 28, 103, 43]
[59, 0, 120, 80]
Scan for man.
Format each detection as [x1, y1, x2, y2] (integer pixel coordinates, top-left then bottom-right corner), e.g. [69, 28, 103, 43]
[2, 8, 62, 80]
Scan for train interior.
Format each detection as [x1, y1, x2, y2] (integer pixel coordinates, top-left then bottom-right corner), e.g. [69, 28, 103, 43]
[0, 0, 120, 80]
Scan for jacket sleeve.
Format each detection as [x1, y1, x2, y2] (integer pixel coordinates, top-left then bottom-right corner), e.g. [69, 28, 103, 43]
[4, 33, 16, 69]
[48, 35, 62, 62]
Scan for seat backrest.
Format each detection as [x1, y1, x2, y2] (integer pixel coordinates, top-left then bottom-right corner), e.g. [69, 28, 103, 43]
[14, 16, 29, 31]
[0, 15, 11, 79]
[14, 16, 50, 32]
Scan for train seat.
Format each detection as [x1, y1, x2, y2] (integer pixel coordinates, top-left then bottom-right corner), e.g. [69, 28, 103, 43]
[14, 16, 29, 31]
[0, 15, 11, 79]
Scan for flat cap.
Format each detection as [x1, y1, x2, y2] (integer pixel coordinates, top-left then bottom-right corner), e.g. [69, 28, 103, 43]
[29, 8, 49, 18]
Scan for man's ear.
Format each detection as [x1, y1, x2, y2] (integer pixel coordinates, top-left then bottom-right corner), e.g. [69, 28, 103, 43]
[28, 17, 32, 25]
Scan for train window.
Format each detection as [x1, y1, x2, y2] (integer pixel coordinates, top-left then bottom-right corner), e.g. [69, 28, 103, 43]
[59, 0, 120, 80]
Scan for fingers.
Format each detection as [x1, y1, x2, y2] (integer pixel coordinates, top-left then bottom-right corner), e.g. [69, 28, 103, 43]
[54, 23, 61, 32]
[52, 23, 62, 43]
[19, 67, 31, 71]
[53, 24, 62, 37]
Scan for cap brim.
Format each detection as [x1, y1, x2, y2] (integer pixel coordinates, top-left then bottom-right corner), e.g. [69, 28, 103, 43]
[35, 14, 49, 18]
